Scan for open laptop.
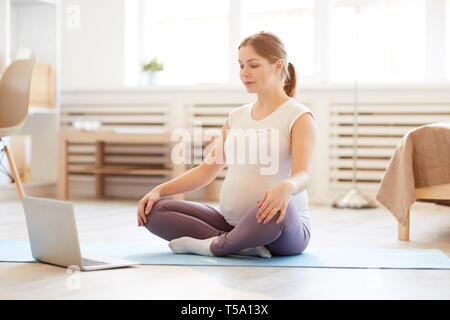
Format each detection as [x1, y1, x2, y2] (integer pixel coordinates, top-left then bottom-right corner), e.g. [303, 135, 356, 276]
[22, 195, 138, 271]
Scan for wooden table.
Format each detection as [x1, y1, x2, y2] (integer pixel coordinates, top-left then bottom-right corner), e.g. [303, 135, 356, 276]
[58, 131, 186, 200]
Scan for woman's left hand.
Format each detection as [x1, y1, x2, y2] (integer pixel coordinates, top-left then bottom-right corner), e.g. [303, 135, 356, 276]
[256, 181, 293, 224]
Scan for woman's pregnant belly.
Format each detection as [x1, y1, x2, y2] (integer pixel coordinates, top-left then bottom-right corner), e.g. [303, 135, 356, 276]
[219, 176, 264, 226]
[219, 175, 310, 226]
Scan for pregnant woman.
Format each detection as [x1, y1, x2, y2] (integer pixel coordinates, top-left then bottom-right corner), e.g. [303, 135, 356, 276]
[137, 31, 316, 258]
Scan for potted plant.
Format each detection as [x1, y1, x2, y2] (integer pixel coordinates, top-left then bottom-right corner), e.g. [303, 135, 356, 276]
[142, 57, 164, 85]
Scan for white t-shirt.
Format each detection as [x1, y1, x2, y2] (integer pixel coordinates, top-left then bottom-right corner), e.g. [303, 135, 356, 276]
[219, 97, 315, 235]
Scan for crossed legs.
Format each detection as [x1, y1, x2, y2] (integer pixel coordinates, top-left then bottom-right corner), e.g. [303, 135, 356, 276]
[144, 199, 310, 257]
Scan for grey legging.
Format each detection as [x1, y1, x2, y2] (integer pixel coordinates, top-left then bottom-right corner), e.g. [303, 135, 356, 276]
[144, 199, 310, 257]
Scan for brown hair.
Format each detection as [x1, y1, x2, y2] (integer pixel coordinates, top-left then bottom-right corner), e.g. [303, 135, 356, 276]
[238, 31, 297, 98]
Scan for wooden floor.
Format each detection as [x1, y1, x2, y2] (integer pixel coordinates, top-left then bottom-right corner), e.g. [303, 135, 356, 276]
[1, 197, 449, 300]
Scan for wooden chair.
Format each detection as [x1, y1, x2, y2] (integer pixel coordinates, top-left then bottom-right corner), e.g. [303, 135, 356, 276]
[399, 183, 450, 241]
[0, 58, 36, 201]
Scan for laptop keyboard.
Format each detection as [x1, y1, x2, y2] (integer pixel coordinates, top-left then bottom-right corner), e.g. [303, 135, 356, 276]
[82, 258, 110, 266]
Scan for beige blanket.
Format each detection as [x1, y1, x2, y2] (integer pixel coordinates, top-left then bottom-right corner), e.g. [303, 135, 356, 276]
[375, 122, 450, 225]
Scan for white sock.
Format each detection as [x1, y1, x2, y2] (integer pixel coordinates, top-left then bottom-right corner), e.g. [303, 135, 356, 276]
[168, 236, 272, 258]
[236, 246, 272, 258]
[168, 236, 218, 256]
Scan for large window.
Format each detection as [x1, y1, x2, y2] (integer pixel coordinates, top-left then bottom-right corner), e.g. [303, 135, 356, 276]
[139, 0, 229, 85]
[241, 0, 315, 79]
[126, 0, 448, 86]
[330, 0, 426, 83]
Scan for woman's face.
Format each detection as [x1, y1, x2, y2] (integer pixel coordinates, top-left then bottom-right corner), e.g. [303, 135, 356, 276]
[238, 45, 283, 93]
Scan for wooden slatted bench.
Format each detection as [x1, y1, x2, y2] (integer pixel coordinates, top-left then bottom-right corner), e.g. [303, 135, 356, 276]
[58, 130, 186, 201]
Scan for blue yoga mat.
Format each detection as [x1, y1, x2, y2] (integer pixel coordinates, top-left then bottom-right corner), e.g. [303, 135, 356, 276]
[1, 240, 449, 269]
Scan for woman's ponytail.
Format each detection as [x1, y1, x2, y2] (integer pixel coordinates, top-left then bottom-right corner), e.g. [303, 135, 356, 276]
[283, 62, 297, 98]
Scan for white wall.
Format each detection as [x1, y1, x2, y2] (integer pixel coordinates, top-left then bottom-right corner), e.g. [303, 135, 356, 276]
[0, 0, 10, 72]
[10, 2, 56, 64]
[60, 0, 124, 89]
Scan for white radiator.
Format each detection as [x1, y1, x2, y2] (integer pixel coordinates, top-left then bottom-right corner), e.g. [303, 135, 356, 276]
[59, 87, 450, 204]
[329, 104, 450, 192]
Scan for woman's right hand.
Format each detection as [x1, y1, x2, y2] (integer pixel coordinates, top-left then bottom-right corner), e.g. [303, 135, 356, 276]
[137, 188, 161, 227]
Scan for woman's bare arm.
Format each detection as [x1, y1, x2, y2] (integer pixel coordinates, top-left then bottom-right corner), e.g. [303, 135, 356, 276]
[154, 119, 230, 197]
[283, 113, 316, 195]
